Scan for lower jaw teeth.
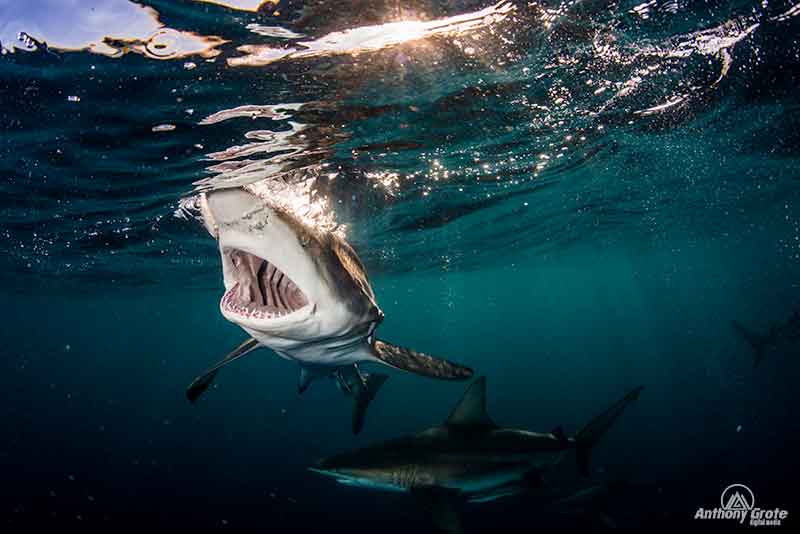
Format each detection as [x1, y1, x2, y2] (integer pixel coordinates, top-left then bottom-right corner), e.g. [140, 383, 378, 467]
[225, 300, 291, 319]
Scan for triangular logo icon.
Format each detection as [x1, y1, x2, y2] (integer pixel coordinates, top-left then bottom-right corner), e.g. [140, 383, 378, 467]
[725, 492, 751, 511]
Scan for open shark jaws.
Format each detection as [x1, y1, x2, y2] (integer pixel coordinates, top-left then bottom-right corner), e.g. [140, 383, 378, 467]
[186, 187, 473, 434]
[310, 377, 643, 533]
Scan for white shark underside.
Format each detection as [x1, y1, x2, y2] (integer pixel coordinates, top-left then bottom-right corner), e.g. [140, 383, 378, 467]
[186, 187, 473, 433]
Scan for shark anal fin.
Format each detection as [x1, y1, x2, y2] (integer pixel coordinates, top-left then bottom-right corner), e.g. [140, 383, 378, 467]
[186, 337, 260, 403]
[410, 486, 463, 534]
[372, 339, 473, 381]
[445, 376, 497, 431]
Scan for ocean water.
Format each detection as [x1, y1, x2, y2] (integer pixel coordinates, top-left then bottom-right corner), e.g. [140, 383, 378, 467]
[1, 0, 799, 530]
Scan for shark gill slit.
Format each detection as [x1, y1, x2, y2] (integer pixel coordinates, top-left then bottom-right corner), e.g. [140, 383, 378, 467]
[405, 464, 417, 488]
[397, 464, 412, 488]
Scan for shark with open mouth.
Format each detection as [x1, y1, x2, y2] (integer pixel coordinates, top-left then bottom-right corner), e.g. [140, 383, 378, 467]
[186, 187, 473, 433]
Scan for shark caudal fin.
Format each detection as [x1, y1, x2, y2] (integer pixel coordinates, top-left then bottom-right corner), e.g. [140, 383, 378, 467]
[186, 337, 260, 403]
[573, 386, 643, 476]
[371, 340, 473, 380]
[351, 373, 389, 435]
[731, 320, 769, 368]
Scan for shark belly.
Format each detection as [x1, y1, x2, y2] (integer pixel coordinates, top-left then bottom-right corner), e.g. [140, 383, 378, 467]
[447, 467, 529, 494]
[435, 450, 566, 495]
[244, 328, 377, 368]
[410, 455, 533, 495]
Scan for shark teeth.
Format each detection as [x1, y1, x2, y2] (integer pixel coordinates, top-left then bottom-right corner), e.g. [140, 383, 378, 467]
[221, 248, 310, 321]
[222, 283, 294, 320]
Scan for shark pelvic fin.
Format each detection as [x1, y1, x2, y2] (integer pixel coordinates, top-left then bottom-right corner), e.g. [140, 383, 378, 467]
[186, 337, 260, 403]
[351, 372, 389, 435]
[445, 376, 497, 431]
[297, 365, 319, 395]
[371, 339, 473, 380]
[574, 385, 644, 476]
[410, 486, 463, 534]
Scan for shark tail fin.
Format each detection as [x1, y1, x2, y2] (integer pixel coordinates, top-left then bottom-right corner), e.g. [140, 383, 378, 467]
[371, 340, 473, 380]
[351, 373, 389, 435]
[573, 386, 644, 476]
[731, 320, 769, 368]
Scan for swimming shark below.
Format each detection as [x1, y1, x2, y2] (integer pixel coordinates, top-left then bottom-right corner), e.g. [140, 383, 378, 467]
[732, 310, 800, 368]
[310, 377, 644, 532]
[185, 187, 473, 433]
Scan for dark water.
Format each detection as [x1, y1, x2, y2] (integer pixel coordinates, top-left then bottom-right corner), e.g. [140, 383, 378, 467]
[2, 0, 799, 530]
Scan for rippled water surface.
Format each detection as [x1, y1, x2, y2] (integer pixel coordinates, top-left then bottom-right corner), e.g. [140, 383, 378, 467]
[3, 0, 799, 286]
[2, 0, 799, 531]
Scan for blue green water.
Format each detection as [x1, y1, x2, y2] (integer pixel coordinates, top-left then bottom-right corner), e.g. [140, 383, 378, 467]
[2, 0, 799, 530]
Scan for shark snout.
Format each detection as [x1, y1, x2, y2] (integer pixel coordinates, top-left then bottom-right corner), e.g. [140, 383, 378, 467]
[308, 463, 344, 481]
[198, 192, 218, 239]
[309, 456, 355, 479]
[310, 456, 336, 472]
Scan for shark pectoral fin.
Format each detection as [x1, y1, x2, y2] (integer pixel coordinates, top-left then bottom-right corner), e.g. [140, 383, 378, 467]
[574, 385, 644, 476]
[445, 376, 497, 431]
[351, 372, 388, 435]
[410, 486, 463, 534]
[371, 339, 473, 381]
[597, 512, 618, 529]
[551, 425, 567, 444]
[186, 337, 261, 404]
[186, 369, 219, 403]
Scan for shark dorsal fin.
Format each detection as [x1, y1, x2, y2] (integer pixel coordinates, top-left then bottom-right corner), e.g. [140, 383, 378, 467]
[445, 377, 497, 430]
